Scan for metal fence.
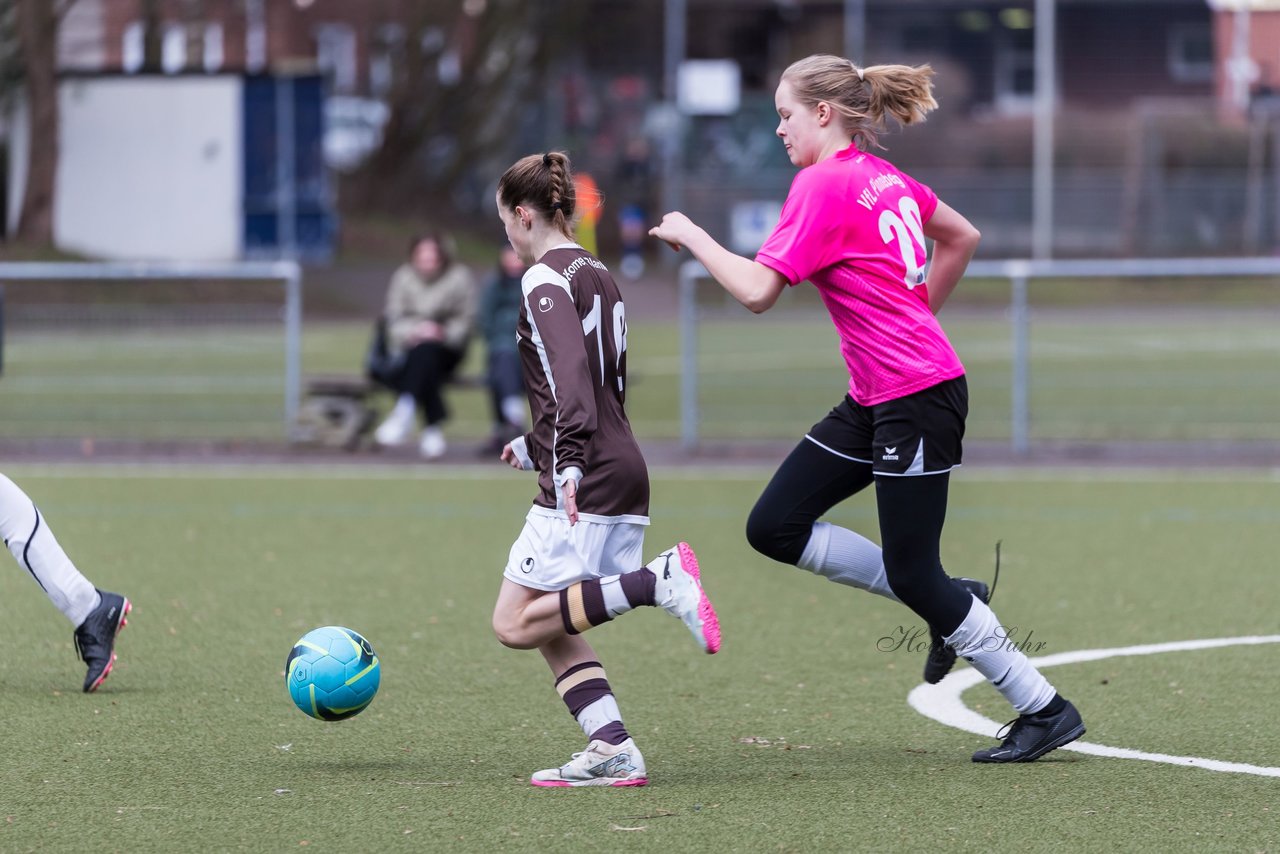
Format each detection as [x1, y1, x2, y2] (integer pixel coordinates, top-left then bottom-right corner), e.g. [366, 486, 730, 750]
[677, 257, 1280, 454]
[0, 261, 302, 442]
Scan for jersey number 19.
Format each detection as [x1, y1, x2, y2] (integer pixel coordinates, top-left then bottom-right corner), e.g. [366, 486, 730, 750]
[581, 294, 627, 392]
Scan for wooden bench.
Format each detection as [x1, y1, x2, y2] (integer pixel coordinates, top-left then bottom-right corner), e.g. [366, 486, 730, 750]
[292, 374, 379, 450]
[292, 372, 485, 451]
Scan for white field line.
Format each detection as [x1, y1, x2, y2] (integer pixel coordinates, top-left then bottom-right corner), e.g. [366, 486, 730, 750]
[908, 635, 1280, 778]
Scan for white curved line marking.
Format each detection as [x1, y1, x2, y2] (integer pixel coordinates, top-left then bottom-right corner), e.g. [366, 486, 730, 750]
[908, 635, 1280, 777]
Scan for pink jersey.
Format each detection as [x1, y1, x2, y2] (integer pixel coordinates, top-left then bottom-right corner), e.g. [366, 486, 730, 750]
[756, 144, 965, 406]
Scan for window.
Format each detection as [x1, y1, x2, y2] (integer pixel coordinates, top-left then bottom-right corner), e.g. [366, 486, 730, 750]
[369, 24, 404, 97]
[1168, 23, 1213, 84]
[204, 23, 224, 73]
[161, 24, 186, 73]
[994, 24, 1037, 113]
[315, 23, 357, 93]
[122, 21, 143, 72]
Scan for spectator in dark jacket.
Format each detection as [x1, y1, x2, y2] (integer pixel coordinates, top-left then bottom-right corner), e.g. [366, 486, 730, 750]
[477, 243, 528, 455]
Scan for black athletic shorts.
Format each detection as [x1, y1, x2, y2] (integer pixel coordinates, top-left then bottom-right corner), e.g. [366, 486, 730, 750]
[803, 375, 968, 476]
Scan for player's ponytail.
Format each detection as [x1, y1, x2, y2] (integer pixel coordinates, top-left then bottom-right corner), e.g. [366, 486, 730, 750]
[782, 54, 937, 150]
[862, 64, 937, 130]
[497, 150, 577, 239]
[542, 151, 575, 236]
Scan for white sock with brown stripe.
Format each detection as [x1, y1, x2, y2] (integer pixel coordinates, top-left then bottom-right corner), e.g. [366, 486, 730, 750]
[554, 660, 629, 745]
[558, 571, 657, 635]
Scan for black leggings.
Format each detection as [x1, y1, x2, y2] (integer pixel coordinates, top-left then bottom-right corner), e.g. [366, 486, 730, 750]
[746, 437, 973, 635]
[400, 342, 465, 426]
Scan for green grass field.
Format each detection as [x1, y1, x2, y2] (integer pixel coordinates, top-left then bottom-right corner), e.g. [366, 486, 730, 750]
[1, 465, 1277, 851]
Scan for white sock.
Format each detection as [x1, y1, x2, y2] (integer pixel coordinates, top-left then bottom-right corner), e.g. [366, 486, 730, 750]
[576, 694, 622, 739]
[598, 575, 633, 618]
[944, 597, 1056, 714]
[393, 393, 415, 417]
[501, 395, 525, 428]
[0, 474, 100, 626]
[797, 522, 899, 601]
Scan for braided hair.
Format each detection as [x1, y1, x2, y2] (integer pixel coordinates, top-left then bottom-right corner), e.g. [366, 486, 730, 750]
[497, 151, 577, 239]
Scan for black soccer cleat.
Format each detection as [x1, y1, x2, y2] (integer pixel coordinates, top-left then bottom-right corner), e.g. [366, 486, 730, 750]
[971, 698, 1086, 763]
[73, 589, 131, 693]
[923, 577, 991, 684]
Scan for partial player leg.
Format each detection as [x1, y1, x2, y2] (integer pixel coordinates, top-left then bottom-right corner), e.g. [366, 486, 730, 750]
[877, 473, 993, 680]
[747, 436, 896, 598]
[529, 633, 648, 788]
[953, 595, 1085, 763]
[922, 576, 990, 684]
[0, 473, 131, 692]
[874, 473, 975, 632]
[1, 473, 99, 624]
[491, 543, 721, 654]
[876, 473, 1084, 761]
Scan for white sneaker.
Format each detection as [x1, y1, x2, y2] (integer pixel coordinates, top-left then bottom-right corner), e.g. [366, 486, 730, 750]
[649, 542, 722, 654]
[530, 738, 648, 788]
[374, 403, 416, 447]
[418, 426, 446, 459]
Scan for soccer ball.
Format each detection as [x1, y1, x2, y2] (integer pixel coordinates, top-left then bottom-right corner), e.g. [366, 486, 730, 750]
[285, 626, 381, 721]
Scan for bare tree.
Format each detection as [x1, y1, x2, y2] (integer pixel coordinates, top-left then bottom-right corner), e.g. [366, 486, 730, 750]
[139, 0, 162, 72]
[354, 0, 585, 214]
[11, 0, 77, 245]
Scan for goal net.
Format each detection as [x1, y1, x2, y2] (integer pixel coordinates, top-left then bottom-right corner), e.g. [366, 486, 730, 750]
[0, 262, 301, 445]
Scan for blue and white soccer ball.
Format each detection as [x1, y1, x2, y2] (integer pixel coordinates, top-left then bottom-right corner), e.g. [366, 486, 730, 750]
[285, 626, 381, 721]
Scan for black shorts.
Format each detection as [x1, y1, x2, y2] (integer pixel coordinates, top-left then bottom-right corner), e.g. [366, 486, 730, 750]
[804, 376, 968, 476]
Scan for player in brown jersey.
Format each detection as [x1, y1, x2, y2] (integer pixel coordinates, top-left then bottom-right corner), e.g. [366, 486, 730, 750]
[489, 151, 721, 788]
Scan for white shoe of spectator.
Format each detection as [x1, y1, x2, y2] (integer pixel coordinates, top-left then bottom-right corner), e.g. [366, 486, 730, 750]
[419, 426, 447, 460]
[374, 398, 416, 447]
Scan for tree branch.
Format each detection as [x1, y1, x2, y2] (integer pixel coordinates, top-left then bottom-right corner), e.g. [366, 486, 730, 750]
[53, 0, 79, 23]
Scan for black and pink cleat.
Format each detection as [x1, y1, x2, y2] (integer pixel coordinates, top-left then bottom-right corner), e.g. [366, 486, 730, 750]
[74, 589, 131, 693]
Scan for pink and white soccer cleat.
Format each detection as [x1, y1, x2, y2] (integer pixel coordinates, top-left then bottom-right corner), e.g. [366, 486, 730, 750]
[650, 542, 721, 654]
[530, 738, 648, 788]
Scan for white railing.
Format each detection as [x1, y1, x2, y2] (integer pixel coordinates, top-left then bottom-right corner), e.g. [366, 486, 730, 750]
[0, 261, 303, 437]
[679, 257, 1280, 454]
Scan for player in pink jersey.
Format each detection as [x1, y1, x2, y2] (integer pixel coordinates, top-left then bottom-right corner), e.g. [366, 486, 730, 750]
[651, 55, 1084, 764]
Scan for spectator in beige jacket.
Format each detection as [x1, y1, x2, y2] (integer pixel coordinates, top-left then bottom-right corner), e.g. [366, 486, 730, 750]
[373, 232, 477, 459]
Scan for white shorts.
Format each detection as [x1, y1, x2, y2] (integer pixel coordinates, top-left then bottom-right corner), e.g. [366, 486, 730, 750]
[503, 506, 649, 592]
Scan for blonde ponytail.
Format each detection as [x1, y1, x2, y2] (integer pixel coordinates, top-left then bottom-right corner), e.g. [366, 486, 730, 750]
[782, 54, 937, 150]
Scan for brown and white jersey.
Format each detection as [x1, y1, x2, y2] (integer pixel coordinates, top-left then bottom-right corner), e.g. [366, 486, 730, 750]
[513, 243, 649, 520]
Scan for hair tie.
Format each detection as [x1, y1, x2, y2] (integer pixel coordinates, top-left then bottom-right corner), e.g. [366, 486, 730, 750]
[542, 153, 554, 167]
[855, 66, 865, 81]
[549, 200, 565, 213]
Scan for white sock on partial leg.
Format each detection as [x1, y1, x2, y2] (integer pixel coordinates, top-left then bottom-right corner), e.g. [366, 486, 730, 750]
[944, 597, 1056, 714]
[393, 393, 415, 418]
[797, 522, 899, 601]
[575, 694, 623, 739]
[0, 474, 100, 626]
[500, 396, 526, 428]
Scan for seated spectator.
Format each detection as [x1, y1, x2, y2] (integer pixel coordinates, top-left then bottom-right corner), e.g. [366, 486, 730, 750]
[477, 243, 528, 455]
[371, 231, 477, 459]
